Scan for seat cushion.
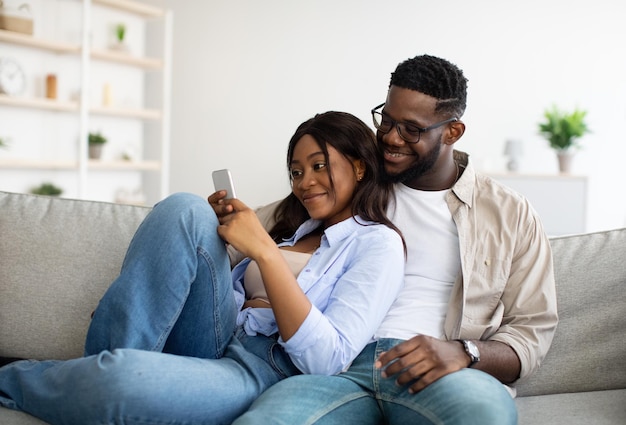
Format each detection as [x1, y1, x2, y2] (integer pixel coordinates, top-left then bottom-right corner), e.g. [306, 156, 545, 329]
[516, 389, 626, 425]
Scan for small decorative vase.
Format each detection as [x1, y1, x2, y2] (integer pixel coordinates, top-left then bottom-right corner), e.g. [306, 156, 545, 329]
[88, 144, 103, 160]
[110, 41, 128, 52]
[557, 151, 574, 174]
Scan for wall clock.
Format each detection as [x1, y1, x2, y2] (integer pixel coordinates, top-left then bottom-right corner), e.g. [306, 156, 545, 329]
[0, 57, 26, 96]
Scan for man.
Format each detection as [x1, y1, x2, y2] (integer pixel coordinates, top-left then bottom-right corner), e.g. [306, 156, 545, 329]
[233, 54, 558, 424]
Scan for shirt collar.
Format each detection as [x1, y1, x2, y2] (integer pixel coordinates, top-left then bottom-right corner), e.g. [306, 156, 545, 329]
[451, 150, 474, 208]
[284, 216, 369, 247]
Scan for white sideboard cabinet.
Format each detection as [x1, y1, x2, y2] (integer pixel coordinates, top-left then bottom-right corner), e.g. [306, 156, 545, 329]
[489, 173, 588, 236]
[0, 0, 172, 205]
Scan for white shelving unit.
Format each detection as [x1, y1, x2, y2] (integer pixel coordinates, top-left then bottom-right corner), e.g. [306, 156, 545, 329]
[489, 173, 588, 236]
[0, 0, 172, 205]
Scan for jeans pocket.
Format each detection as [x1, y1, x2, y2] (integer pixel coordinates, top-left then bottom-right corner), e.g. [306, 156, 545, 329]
[236, 328, 302, 379]
[267, 341, 302, 379]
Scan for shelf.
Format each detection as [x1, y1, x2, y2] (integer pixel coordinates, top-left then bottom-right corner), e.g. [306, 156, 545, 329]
[88, 160, 161, 171]
[0, 94, 78, 112]
[0, 31, 162, 69]
[0, 159, 78, 170]
[93, 0, 165, 18]
[0, 95, 161, 119]
[91, 48, 163, 69]
[0, 159, 161, 172]
[0, 30, 80, 54]
[487, 172, 587, 180]
[90, 106, 161, 120]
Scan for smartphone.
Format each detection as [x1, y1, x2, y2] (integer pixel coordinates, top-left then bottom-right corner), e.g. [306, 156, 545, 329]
[212, 169, 237, 199]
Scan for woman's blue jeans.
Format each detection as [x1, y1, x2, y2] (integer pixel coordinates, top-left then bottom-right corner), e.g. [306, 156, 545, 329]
[234, 339, 518, 425]
[0, 193, 300, 425]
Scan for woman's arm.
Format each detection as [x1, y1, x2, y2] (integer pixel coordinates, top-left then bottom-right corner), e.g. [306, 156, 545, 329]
[279, 228, 405, 375]
[218, 199, 405, 375]
[215, 199, 313, 341]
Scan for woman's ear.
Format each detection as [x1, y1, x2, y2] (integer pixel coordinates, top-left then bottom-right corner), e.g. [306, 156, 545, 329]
[353, 159, 366, 181]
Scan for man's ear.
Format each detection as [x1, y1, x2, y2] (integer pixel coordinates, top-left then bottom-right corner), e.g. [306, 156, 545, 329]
[445, 120, 466, 145]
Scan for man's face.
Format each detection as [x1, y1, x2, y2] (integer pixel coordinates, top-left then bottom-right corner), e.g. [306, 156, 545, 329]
[376, 86, 448, 189]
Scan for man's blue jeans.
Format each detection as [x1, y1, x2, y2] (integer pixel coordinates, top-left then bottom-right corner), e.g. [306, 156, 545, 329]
[234, 338, 518, 425]
[0, 193, 300, 425]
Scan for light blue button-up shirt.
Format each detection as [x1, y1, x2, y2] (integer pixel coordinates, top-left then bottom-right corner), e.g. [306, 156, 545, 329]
[231, 216, 404, 375]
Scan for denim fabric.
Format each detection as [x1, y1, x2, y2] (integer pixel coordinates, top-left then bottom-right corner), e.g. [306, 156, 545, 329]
[0, 193, 301, 425]
[235, 339, 518, 425]
[85, 192, 237, 358]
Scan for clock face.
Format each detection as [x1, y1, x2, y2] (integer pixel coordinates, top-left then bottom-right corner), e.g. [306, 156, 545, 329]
[0, 58, 26, 96]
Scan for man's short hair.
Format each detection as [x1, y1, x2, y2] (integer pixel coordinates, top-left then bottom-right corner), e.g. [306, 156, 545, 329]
[390, 54, 468, 118]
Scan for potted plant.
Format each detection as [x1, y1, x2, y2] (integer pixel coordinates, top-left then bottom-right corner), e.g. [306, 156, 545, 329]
[30, 182, 63, 197]
[111, 23, 127, 51]
[538, 105, 590, 173]
[88, 131, 107, 159]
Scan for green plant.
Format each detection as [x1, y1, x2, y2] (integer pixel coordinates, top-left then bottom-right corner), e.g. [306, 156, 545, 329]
[88, 131, 107, 145]
[538, 105, 590, 151]
[115, 23, 126, 43]
[30, 182, 63, 196]
[0, 137, 8, 149]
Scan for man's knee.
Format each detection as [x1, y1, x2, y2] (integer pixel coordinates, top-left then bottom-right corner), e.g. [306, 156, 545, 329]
[386, 369, 517, 425]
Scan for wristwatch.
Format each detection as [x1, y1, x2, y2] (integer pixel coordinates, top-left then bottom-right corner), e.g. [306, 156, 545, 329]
[457, 339, 480, 367]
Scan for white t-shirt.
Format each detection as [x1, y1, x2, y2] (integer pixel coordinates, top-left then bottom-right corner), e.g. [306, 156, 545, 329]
[374, 183, 461, 340]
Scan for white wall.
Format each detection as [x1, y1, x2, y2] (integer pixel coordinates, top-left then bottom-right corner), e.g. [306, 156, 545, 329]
[152, 0, 626, 232]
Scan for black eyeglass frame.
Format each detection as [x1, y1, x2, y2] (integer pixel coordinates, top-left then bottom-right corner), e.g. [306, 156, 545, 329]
[371, 102, 458, 144]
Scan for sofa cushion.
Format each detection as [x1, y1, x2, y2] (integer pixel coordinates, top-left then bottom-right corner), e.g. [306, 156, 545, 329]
[0, 191, 151, 360]
[516, 389, 626, 425]
[514, 228, 626, 396]
[0, 409, 48, 425]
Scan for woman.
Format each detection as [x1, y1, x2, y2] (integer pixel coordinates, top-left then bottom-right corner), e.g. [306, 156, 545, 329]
[0, 111, 404, 425]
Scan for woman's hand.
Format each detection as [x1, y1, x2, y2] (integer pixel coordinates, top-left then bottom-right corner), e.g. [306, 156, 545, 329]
[216, 198, 277, 261]
[207, 191, 234, 221]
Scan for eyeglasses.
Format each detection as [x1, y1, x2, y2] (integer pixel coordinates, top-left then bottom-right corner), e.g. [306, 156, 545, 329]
[371, 103, 458, 144]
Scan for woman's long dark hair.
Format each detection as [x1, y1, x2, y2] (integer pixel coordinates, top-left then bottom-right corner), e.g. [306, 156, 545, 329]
[268, 111, 403, 249]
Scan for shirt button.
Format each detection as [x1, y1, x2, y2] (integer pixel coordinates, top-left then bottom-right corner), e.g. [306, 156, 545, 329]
[485, 259, 491, 266]
[305, 269, 311, 272]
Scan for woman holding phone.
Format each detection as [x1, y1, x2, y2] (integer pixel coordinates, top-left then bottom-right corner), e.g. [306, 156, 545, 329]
[0, 111, 404, 425]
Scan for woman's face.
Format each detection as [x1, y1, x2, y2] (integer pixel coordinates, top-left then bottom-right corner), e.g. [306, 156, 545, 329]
[290, 134, 362, 228]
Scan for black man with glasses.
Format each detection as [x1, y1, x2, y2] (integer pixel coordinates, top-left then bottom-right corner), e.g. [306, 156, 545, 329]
[235, 54, 557, 425]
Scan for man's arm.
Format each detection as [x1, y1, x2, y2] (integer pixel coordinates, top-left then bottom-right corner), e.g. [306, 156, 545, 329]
[471, 339, 520, 384]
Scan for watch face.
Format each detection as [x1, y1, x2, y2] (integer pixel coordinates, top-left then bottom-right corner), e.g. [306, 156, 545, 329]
[467, 341, 479, 357]
[465, 341, 480, 362]
[0, 58, 26, 96]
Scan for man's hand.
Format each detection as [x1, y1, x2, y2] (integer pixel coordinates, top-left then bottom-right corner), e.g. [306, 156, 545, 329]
[374, 335, 469, 394]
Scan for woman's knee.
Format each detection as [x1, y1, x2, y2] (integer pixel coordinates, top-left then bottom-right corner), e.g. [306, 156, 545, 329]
[156, 192, 215, 219]
[151, 192, 220, 237]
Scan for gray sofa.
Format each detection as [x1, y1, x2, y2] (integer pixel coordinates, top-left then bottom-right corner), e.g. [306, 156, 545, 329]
[1, 190, 625, 424]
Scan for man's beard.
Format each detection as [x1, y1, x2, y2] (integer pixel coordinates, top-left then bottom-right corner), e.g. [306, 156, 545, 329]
[382, 141, 441, 184]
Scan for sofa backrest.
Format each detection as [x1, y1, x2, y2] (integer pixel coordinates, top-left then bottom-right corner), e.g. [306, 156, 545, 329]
[0, 191, 151, 360]
[515, 227, 626, 396]
[2, 191, 625, 397]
